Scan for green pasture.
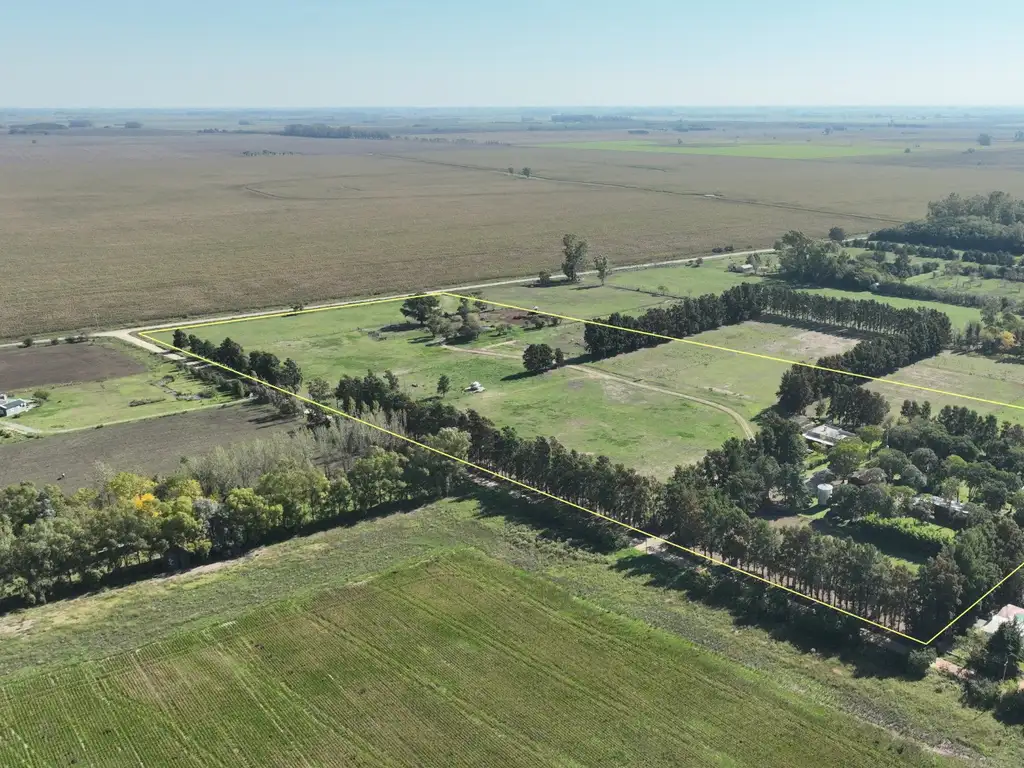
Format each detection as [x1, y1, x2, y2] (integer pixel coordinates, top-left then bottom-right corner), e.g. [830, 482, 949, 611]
[868, 351, 1024, 423]
[539, 140, 907, 159]
[152, 302, 742, 476]
[14, 357, 231, 432]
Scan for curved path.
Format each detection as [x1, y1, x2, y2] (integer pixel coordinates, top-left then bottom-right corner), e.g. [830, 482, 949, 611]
[439, 343, 755, 440]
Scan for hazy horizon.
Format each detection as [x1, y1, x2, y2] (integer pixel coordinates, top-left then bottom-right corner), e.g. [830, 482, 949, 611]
[4, 0, 1023, 109]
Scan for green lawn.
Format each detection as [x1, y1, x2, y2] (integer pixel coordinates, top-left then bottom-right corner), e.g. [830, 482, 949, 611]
[539, 140, 907, 159]
[152, 300, 743, 476]
[868, 351, 1024, 422]
[14, 353, 231, 432]
[0, 495, 1010, 765]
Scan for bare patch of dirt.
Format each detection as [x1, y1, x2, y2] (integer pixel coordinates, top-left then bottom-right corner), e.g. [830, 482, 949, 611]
[783, 329, 860, 359]
[0, 342, 146, 390]
[0, 616, 35, 637]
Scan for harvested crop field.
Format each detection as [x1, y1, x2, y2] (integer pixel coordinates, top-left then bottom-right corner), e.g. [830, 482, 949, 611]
[0, 342, 145, 390]
[6, 130, 1024, 338]
[0, 550, 939, 768]
[0, 403, 297, 491]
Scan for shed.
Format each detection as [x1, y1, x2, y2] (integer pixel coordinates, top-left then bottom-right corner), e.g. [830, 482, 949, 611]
[0, 398, 30, 417]
[816, 483, 834, 505]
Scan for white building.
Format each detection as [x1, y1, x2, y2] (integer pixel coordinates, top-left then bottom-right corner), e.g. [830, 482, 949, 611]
[802, 423, 856, 448]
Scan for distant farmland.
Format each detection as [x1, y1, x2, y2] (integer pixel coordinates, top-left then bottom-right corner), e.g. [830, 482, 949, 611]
[0, 551, 940, 768]
[4, 129, 1024, 338]
[539, 140, 907, 159]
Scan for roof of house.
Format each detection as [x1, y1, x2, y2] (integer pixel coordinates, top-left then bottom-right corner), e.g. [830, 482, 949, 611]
[0, 398, 28, 409]
[802, 423, 856, 446]
[996, 604, 1024, 622]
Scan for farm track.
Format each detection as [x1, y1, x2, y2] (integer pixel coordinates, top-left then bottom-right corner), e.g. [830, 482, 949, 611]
[439, 343, 755, 439]
[372, 152, 904, 225]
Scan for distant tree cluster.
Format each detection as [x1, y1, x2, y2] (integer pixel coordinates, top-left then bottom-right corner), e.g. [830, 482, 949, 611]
[872, 191, 1024, 254]
[582, 282, 948, 360]
[281, 124, 390, 140]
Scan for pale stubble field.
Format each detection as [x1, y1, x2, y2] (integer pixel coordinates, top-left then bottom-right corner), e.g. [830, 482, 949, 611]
[5, 130, 1024, 339]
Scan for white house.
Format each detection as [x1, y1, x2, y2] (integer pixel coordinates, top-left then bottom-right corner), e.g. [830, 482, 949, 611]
[0, 396, 30, 417]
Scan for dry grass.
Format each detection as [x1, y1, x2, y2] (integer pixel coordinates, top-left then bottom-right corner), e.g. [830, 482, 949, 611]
[4, 130, 1024, 338]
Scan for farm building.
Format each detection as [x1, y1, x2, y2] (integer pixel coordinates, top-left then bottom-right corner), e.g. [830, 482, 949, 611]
[0, 397, 30, 417]
[802, 423, 855, 448]
[977, 604, 1024, 636]
[909, 494, 969, 524]
[728, 263, 755, 274]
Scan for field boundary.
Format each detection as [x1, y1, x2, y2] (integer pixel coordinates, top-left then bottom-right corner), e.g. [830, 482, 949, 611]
[140, 292, 1024, 645]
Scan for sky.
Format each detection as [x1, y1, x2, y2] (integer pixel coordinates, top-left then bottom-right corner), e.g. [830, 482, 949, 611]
[3, 0, 1023, 108]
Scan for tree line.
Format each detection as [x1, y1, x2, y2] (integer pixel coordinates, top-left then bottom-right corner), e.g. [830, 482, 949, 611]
[582, 281, 951, 359]
[856, 239, 1018, 268]
[281, 124, 391, 140]
[775, 311, 950, 417]
[172, 331, 304, 392]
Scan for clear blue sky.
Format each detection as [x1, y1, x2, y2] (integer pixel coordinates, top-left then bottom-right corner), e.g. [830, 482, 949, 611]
[3, 0, 1021, 107]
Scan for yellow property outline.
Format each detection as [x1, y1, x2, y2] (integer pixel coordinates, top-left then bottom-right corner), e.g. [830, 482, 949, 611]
[140, 291, 1024, 645]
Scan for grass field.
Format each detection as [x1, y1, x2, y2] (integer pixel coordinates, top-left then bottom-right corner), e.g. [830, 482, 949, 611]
[152, 299, 743, 476]
[5, 129, 1024, 339]
[540, 139, 909, 159]
[0, 549, 945, 768]
[870, 351, 1024, 422]
[10, 342, 232, 431]
[0, 495, 1014, 765]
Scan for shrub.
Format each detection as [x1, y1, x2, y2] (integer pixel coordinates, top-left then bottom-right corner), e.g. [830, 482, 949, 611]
[995, 689, 1024, 724]
[49, 338, 59, 346]
[905, 647, 935, 679]
[32, 390, 50, 401]
[962, 677, 1002, 710]
[537, 270, 552, 286]
[21, 337, 33, 348]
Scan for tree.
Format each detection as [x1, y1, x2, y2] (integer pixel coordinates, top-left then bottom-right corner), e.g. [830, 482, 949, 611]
[405, 428, 471, 497]
[306, 377, 331, 404]
[521, 167, 531, 178]
[978, 133, 993, 147]
[561, 234, 588, 283]
[279, 359, 303, 393]
[777, 369, 814, 414]
[828, 226, 846, 242]
[349, 448, 407, 509]
[507, 166, 515, 175]
[594, 255, 610, 286]
[436, 374, 451, 398]
[829, 438, 868, 479]
[968, 621, 1023, 680]
[455, 313, 482, 342]
[172, 329, 188, 349]
[400, 295, 442, 325]
[255, 466, 328, 530]
[523, 344, 555, 373]
[554, 348, 565, 367]
[426, 314, 453, 340]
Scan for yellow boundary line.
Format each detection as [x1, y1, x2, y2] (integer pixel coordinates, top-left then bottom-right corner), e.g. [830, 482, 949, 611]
[140, 291, 1024, 645]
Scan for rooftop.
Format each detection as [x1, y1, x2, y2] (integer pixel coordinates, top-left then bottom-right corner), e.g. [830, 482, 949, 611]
[802, 423, 856, 447]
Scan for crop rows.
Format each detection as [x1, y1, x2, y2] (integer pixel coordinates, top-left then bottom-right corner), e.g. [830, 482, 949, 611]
[0, 552, 932, 767]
